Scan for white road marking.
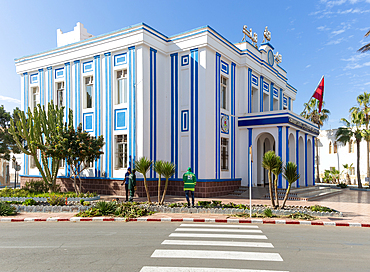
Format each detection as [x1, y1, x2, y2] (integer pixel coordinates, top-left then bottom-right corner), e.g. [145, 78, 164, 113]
[169, 233, 267, 240]
[175, 228, 262, 233]
[180, 224, 259, 228]
[140, 266, 289, 272]
[151, 249, 283, 261]
[162, 239, 274, 248]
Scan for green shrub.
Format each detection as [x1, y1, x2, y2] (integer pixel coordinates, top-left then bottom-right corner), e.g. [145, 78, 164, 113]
[47, 195, 65, 206]
[0, 201, 17, 216]
[197, 201, 211, 207]
[289, 212, 317, 220]
[22, 199, 37, 206]
[263, 208, 273, 218]
[77, 202, 154, 218]
[23, 180, 49, 193]
[95, 201, 117, 215]
[337, 183, 347, 188]
[310, 205, 333, 213]
[80, 199, 85, 205]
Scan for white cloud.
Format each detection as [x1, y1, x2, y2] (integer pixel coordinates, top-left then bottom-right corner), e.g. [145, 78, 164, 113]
[0, 95, 21, 104]
[317, 25, 331, 31]
[306, 64, 311, 68]
[326, 37, 345, 45]
[344, 61, 370, 69]
[331, 29, 346, 36]
[324, 0, 346, 8]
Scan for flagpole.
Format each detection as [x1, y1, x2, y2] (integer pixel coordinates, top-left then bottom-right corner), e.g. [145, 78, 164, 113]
[249, 146, 252, 219]
[300, 75, 324, 115]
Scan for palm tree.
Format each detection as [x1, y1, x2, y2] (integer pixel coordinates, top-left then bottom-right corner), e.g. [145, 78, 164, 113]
[358, 29, 370, 53]
[350, 92, 370, 181]
[301, 99, 330, 183]
[262, 150, 277, 208]
[342, 163, 353, 185]
[160, 161, 176, 204]
[153, 160, 164, 203]
[336, 111, 364, 188]
[271, 156, 282, 208]
[281, 162, 300, 209]
[135, 157, 152, 202]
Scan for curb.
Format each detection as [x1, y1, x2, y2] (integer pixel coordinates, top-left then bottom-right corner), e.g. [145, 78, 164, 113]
[1, 217, 370, 227]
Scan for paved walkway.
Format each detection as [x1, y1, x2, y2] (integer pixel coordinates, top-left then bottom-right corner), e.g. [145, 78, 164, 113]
[1, 188, 370, 226]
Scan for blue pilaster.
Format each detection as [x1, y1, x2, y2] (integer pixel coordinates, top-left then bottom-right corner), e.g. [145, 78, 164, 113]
[279, 88, 283, 110]
[150, 48, 157, 178]
[73, 60, 81, 126]
[94, 55, 101, 177]
[247, 68, 252, 113]
[305, 134, 308, 187]
[285, 126, 290, 188]
[64, 62, 71, 177]
[259, 76, 264, 112]
[278, 126, 283, 188]
[270, 82, 274, 111]
[288, 97, 292, 110]
[104, 53, 112, 178]
[47, 67, 52, 103]
[129, 46, 136, 169]
[215, 52, 221, 179]
[38, 69, 44, 106]
[171, 53, 179, 178]
[296, 130, 300, 188]
[23, 72, 29, 175]
[231, 62, 236, 179]
[190, 48, 199, 177]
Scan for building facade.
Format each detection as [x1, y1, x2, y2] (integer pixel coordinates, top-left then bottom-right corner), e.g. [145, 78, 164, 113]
[15, 23, 319, 196]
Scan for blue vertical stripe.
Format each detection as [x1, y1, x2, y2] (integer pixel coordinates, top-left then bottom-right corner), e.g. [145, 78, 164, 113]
[23, 73, 28, 175]
[288, 97, 291, 110]
[215, 53, 221, 179]
[231, 63, 236, 179]
[104, 53, 111, 177]
[270, 82, 274, 111]
[64, 62, 71, 177]
[286, 126, 289, 188]
[38, 69, 44, 106]
[74, 60, 80, 126]
[259, 76, 264, 112]
[279, 89, 283, 110]
[129, 46, 136, 168]
[94, 55, 101, 177]
[313, 136, 315, 186]
[47, 67, 52, 103]
[190, 48, 198, 176]
[171, 53, 179, 178]
[296, 130, 300, 188]
[305, 134, 308, 187]
[150, 48, 157, 178]
[247, 68, 252, 113]
[278, 126, 282, 188]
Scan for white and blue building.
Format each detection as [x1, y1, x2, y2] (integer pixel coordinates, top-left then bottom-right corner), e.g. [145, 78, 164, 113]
[15, 22, 319, 196]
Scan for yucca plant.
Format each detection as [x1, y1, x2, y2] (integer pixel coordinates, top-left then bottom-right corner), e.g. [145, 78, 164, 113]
[262, 151, 277, 208]
[0, 201, 17, 216]
[95, 201, 117, 215]
[281, 162, 300, 209]
[160, 161, 176, 204]
[272, 156, 282, 208]
[153, 160, 164, 203]
[135, 157, 152, 202]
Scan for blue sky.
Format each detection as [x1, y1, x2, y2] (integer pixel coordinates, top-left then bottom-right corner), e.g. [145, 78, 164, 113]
[1, 0, 370, 130]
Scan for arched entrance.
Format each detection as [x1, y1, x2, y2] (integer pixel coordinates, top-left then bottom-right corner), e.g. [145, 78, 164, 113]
[299, 136, 305, 187]
[256, 133, 276, 187]
[307, 139, 313, 186]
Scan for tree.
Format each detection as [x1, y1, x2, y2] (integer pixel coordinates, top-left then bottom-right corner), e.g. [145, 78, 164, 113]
[41, 112, 105, 194]
[271, 156, 282, 208]
[160, 161, 176, 205]
[9, 103, 66, 192]
[262, 151, 277, 208]
[350, 92, 370, 182]
[153, 160, 164, 203]
[281, 162, 300, 209]
[342, 163, 353, 185]
[358, 29, 370, 53]
[0, 106, 21, 160]
[336, 111, 364, 188]
[301, 99, 330, 183]
[135, 157, 152, 202]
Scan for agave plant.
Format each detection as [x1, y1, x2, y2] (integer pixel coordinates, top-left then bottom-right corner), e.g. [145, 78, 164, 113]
[135, 157, 152, 202]
[281, 162, 300, 209]
[153, 160, 164, 203]
[160, 161, 176, 204]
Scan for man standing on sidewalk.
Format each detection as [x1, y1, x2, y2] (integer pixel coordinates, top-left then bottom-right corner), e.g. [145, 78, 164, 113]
[128, 169, 137, 202]
[183, 167, 197, 207]
[122, 167, 131, 202]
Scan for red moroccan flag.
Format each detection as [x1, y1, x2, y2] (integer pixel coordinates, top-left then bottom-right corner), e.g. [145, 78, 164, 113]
[312, 76, 324, 113]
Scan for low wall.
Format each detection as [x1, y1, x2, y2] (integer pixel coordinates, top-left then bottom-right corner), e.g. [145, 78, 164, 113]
[20, 176, 241, 198]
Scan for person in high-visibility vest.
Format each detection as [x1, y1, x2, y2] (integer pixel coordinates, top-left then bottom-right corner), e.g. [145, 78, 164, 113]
[183, 167, 197, 207]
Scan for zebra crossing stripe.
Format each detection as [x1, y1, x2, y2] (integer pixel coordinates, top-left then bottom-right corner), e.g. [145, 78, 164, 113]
[140, 266, 289, 272]
[162, 239, 274, 248]
[169, 233, 268, 239]
[151, 249, 283, 261]
[175, 228, 262, 233]
[180, 224, 259, 228]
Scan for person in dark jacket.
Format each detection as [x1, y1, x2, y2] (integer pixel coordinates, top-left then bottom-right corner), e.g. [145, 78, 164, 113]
[128, 169, 137, 202]
[121, 167, 131, 202]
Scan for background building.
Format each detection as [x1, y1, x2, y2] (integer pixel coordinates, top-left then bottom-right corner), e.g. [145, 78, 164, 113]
[15, 23, 319, 196]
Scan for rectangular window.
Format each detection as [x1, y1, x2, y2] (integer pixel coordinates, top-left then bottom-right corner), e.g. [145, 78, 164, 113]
[59, 159, 65, 169]
[115, 134, 127, 169]
[116, 70, 127, 104]
[31, 87, 39, 109]
[221, 138, 229, 170]
[56, 82, 64, 108]
[30, 156, 36, 168]
[84, 160, 93, 168]
[85, 76, 93, 109]
[221, 76, 228, 110]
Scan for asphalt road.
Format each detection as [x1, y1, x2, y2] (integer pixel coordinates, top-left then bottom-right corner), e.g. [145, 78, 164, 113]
[0, 222, 369, 271]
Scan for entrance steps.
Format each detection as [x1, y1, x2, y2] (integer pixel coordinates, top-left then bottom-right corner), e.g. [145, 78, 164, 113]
[264, 186, 342, 201]
[229, 186, 249, 196]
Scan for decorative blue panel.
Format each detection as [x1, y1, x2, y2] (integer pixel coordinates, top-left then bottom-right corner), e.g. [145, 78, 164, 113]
[273, 87, 279, 98]
[30, 74, 38, 84]
[263, 82, 269, 93]
[221, 60, 229, 74]
[115, 108, 127, 130]
[283, 96, 288, 107]
[181, 55, 189, 66]
[83, 112, 94, 132]
[83, 61, 93, 73]
[221, 113, 229, 134]
[114, 53, 127, 66]
[55, 68, 64, 79]
[181, 110, 189, 132]
[251, 75, 258, 86]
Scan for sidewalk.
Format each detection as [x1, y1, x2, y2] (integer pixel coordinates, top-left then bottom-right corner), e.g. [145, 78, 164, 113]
[1, 188, 370, 227]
